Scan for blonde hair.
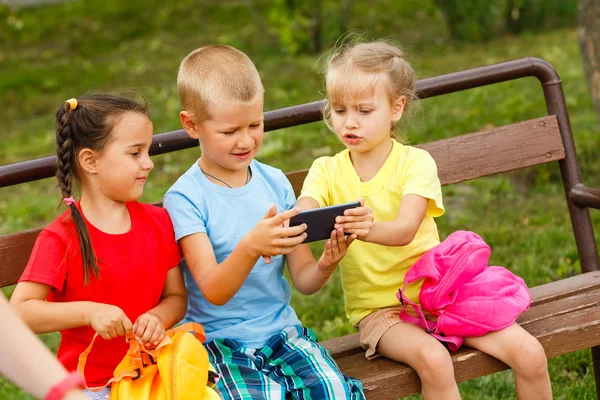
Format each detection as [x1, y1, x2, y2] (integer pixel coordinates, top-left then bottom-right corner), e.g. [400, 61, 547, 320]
[177, 45, 264, 122]
[323, 40, 418, 133]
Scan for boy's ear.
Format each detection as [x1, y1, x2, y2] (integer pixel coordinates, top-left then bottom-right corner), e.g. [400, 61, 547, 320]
[391, 95, 406, 123]
[180, 111, 200, 139]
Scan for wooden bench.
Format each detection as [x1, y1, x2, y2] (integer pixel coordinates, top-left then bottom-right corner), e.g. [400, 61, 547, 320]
[1, 57, 599, 399]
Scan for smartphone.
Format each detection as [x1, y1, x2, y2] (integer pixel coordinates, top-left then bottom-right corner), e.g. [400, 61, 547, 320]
[289, 201, 361, 243]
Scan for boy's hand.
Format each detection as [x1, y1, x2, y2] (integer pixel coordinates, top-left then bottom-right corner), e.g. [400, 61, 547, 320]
[86, 304, 133, 341]
[334, 198, 374, 240]
[244, 205, 307, 259]
[317, 228, 357, 275]
[133, 313, 166, 348]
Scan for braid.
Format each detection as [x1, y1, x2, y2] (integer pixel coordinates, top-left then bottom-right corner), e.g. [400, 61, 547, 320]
[55, 101, 100, 284]
[56, 113, 74, 198]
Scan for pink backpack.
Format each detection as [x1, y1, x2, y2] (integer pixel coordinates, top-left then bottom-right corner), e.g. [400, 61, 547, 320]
[397, 230, 531, 351]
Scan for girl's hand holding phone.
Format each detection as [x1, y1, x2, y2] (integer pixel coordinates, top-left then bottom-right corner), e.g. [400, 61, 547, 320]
[317, 228, 357, 275]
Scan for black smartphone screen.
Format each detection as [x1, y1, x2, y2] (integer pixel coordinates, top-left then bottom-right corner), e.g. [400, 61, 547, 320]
[289, 201, 361, 243]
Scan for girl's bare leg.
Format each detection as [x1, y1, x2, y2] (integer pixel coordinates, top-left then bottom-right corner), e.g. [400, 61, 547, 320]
[377, 322, 461, 400]
[465, 323, 552, 400]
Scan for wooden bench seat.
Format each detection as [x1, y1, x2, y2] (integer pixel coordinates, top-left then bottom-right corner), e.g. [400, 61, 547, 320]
[320, 271, 600, 398]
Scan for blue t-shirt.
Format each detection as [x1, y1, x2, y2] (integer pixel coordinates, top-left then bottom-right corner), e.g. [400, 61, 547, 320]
[163, 159, 301, 348]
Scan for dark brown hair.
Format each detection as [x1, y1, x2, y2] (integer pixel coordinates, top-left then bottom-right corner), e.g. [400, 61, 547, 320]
[55, 94, 149, 283]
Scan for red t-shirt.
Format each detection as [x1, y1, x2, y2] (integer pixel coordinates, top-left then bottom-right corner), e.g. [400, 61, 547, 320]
[19, 201, 182, 387]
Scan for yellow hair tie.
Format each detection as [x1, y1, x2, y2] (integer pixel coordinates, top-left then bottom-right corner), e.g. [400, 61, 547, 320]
[65, 98, 78, 110]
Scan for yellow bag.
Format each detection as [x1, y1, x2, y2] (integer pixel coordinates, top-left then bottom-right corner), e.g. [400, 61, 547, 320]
[78, 322, 220, 400]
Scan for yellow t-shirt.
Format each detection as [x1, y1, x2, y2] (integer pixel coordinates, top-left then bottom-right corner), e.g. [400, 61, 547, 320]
[299, 140, 445, 326]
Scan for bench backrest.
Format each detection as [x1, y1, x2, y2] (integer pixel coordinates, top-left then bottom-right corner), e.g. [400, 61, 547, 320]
[0, 57, 598, 288]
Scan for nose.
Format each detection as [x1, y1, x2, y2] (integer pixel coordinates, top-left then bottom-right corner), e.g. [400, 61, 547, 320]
[345, 112, 358, 129]
[237, 128, 255, 149]
[143, 153, 154, 171]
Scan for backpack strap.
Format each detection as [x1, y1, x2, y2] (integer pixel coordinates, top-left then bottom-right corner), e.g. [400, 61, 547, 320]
[397, 287, 464, 352]
[77, 322, 208, 390]
[77, 333, 141, 390]
[167, 322, 206, 342]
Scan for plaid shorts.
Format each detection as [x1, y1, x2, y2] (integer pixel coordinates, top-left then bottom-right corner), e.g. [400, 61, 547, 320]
[205, 325, 365, 400]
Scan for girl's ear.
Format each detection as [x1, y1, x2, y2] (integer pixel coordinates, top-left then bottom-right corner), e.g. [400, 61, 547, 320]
[78, 148, 98, 176]
[391, 95, 406, 123]
[180, 111, 200, 139]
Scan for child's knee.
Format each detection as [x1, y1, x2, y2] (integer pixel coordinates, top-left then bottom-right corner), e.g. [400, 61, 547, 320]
[511, 335, 548, 377]
[414, 345, 454, 382]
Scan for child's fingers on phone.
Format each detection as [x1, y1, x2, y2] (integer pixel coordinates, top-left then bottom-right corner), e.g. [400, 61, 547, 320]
[276, 244, 301, 255]
[280, 223, 306, 237]
[276, 234, 307, 247]
[344, 228, 365, 236]
[273, 207, 300, 225]
[335, 221, 361, 230]
[346, 234, 357, 246]
[344, 207, 369, 216]
[329, 231, 339, 252]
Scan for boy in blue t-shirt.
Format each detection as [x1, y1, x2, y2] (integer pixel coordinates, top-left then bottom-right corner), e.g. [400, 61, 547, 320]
[164, 44, 365, 399]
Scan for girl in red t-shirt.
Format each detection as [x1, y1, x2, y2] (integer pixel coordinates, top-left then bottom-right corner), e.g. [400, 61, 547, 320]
[10, 94, 187, 399]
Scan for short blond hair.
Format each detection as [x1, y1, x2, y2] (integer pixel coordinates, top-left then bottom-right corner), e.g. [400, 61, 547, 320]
[323, 40, 418, 132]
[177, 45, 264, 122]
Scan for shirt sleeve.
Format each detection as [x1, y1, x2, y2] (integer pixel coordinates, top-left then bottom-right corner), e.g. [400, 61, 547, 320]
[162, 211, 183, 270]
[298, 157, 331, 208]
[19, 230, 69, 291]
[401, 149, 445, 218]
[163, 191, 207, 242]
[281, 172, 297, 211]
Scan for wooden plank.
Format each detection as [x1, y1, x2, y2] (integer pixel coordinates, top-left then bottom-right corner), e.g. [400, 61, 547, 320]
[286, 116, 564, 197]
[0, 228, 39, 287]
[529, 270, 600, 305]
[331, 286, 600, 399]
[321, 271, 600, 358]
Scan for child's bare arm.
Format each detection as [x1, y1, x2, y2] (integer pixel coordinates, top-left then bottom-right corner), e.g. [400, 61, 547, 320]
[10, 281, 132, 338]
[133, 265, 187, 347]
[295, 196, 320, 210]
[0, 293, 89, 400]
[286, 228, 356, 295]
[180, 206, 307, 306]
[336, 195, 428, 246]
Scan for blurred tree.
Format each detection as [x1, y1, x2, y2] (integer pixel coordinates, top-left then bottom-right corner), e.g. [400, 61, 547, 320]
[578, 0, 600, 126]
[250, 0, 354, 54]
[436, 0, 577, 41]
[434, 0, 500, 41]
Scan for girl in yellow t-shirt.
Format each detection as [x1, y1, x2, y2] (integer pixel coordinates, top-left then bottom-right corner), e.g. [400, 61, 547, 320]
[296, 41, 551, 400]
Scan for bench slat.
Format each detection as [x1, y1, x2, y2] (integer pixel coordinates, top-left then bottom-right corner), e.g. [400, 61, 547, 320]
[327, 272, 600, 399]
[342, 300, 600, 399]
[0, 228, 38, 287]
[321, 271, 600, 357]
[287, 115, 564, 197]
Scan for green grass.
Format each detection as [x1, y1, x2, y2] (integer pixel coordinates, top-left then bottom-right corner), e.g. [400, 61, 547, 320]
[1, 0, 598, 399]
